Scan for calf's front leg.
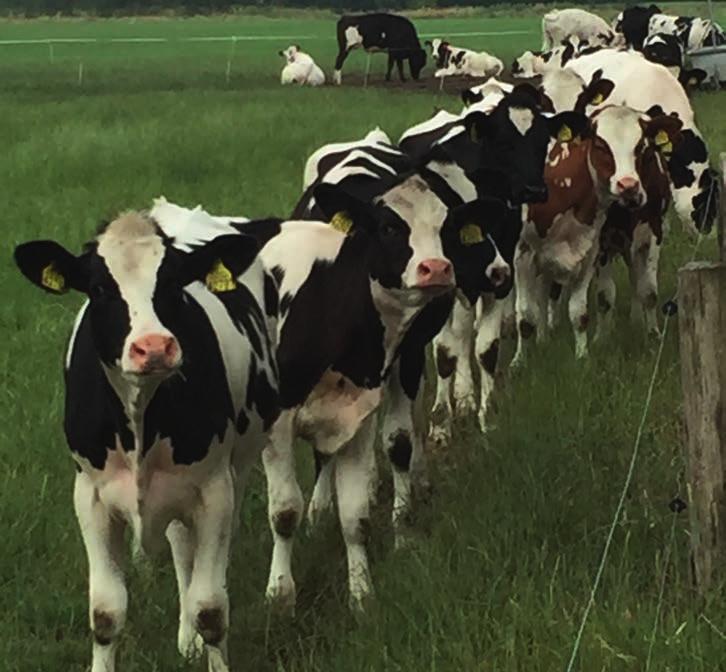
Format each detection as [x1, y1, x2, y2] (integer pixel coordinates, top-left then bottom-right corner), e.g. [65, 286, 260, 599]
[74, 471, 127, 672]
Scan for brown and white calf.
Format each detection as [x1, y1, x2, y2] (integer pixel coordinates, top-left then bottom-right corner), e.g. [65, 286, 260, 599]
[515, 105, 682, 361]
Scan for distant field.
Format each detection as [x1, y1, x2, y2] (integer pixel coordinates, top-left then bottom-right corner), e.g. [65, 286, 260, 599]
[1, 8, 726, 672]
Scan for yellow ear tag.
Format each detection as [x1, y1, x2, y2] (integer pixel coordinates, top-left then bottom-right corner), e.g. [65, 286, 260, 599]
[330, 211, 353, 235]
[41, 263, 66, 292]
[591, 92, 604, 105]
[654, 129, 673, 155]
[557, 124, 573, 143]
[205, 260, 236, 293]
[460, 223, 484, 246]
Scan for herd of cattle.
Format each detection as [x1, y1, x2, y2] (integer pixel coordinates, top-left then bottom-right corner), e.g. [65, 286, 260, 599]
[12, 5, 723, 672]
[280, 6, 725, 86]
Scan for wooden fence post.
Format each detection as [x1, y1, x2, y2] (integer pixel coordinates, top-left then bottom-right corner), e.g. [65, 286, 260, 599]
[678, 159, 726, 594]
[679, 261, 726, 594]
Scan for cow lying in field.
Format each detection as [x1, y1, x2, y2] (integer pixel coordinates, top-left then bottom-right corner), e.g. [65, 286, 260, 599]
[542, 8, 621, 50]
[333, 12, 426, 85]
[425, 38, 504, 78]
[14, 209, 279, 672]
[279, 45, 325, 86]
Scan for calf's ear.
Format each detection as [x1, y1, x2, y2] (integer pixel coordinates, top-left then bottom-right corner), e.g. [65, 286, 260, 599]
[183, 233, 260, 294]
[575, 69, 615, 111]
[548, 111, 591, 143]
[448, 197, 509, 246]
[462, 111, 493, 144]
[642, 113, 684, 156]
[313, 183, 376, 235]
[14, 240, 88, 295]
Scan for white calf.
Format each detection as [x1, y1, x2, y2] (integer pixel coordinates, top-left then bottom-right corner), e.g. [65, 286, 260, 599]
[280, 45, 325, 86]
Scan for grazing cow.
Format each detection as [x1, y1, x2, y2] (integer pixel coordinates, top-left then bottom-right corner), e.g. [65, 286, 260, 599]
[333, 13, 426, 85]
[613, 4, 662, 49]
[399, 86, 588, 438]
[648, 13, 725, 51]
[425, 38, 504, 78]
[293, 134, 513, 537]
[516, 106, 683, 360]
[542, 8, 621, 50]
[13, 210, 279, 672]
[279, 45, 325, 86]
[560, 48, 720, 234]
[154, 187, 460, 609]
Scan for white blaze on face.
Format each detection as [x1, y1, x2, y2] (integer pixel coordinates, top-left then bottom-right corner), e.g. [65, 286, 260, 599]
[509, 107, 534, 136]
[96, 213, 172, 372]
[593, 107, 647, 203]
[379, 175, 451, 291]
[345, 26, 364, 50]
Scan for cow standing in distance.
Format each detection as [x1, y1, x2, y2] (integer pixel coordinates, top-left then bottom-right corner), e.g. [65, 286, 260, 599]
[542, 8, 622, 50]
[14, 210, 279, 672]
[333, 13, 426, 85]
[398, 84, 589, 440]
[648, 12, 725, 51]
[613, 4, 663, 49]
[293, 132, 513, 539]
[425, 38, 504, 78]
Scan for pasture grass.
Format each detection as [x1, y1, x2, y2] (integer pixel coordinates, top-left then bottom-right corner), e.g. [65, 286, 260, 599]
[1, 9, 725, 672]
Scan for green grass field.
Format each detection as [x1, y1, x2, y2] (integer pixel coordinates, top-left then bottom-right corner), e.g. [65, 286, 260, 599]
[2, 6, 726, 672]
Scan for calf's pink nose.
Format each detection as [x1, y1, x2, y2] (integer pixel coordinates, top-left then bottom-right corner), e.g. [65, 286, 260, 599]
[129, 334, 179, 371]
[616, 176, 640, 193]
[417, 258, 453, 287]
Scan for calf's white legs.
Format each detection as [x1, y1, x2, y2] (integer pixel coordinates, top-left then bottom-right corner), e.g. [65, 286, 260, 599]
[473, 295, 505, 433]
[263, 410, 303, 609]
[430, 297, 475, 444]
[74, 472, 127, 672]
[335, 414, 377, 609]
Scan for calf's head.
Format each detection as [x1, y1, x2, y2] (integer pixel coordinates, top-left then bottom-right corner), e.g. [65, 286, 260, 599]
[14, 213, 258, 379]
[440, 197, 515, 301]
[464, 85, 589, 205]
[314, 180, 455, 302]
[279, 45, 301, 62]
[585, 106, 683, 208]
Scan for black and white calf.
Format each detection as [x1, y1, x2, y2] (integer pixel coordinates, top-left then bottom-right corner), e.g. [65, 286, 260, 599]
[333, 13, 426, 85]
[648, 13, 725, 51]
[399, 86, 588, 439]
[14, 210, 279, 672]
[293, 134, 513, 546]
[425, 38, 504, 78]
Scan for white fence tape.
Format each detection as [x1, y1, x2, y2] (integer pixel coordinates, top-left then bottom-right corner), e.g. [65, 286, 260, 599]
[0, 29, 533, 47]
